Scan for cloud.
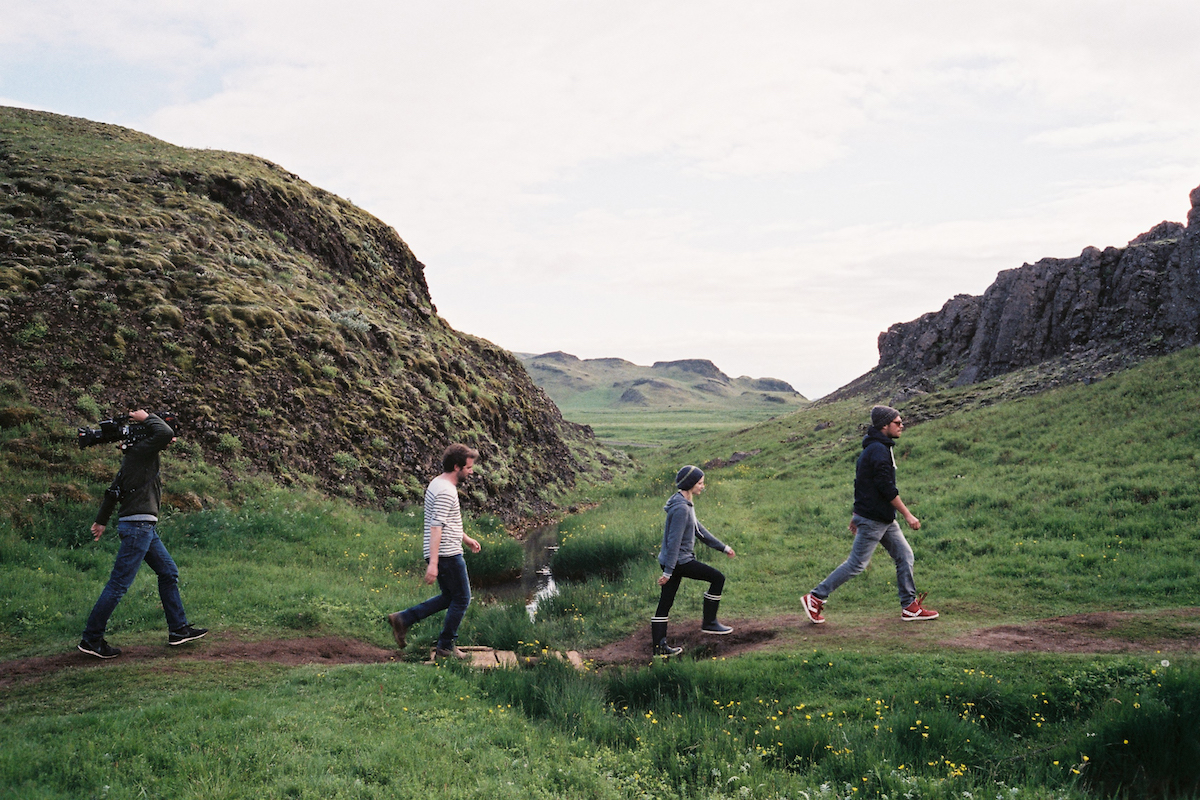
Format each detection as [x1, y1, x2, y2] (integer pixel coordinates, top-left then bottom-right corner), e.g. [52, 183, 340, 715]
[3, 1, 1200, 397]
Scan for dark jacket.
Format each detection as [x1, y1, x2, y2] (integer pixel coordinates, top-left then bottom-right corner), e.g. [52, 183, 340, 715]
[94, 414, 174, 526]
[852, 426, 900, 523]
[659, 491, 728, 576]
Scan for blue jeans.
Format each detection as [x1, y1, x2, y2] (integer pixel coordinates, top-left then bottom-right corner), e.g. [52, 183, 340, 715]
[812, 515, 916, 607]
[398, 554, 471, 650]
[83, 520, 189, 641]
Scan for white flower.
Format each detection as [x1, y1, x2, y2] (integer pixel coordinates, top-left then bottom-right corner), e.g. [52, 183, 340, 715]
[1161, 659, 1170, 667]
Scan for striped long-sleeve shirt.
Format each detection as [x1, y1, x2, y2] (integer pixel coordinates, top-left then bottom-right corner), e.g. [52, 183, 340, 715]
[423, 476, 464, 559]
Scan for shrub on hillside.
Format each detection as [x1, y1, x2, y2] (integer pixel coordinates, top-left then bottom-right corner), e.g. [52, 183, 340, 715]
[464, 534, 522, 586]
[1072, 664, 1200, 799]
[552, 524, 648, 581]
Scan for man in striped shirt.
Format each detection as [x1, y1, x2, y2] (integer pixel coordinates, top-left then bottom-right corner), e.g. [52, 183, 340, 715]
[388, 444, 482, 659]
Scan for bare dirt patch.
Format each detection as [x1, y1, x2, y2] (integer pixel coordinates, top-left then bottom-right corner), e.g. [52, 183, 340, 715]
[0, 636, 398, 689]
[583, 608, 1200, 666]
[941, 608, 1200, 654]
[585, 617, 787, 666]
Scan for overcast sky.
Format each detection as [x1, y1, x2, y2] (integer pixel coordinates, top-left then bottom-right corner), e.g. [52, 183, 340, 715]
[3, 2, 1199, 398]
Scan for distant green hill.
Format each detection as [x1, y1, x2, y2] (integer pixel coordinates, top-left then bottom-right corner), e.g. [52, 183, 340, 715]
[517, 351, 808, 446]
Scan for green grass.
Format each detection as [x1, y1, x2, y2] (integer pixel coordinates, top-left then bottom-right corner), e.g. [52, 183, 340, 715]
[0, 486, 525, 659]
[568, 346, 1200, 626]
[558, 404, 798, 447]
[0, 661, 627, 799]
[475, 652, 1199, 799]
[4, 348, 1200, 797]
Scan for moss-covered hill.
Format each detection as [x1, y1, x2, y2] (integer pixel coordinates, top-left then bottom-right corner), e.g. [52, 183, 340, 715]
[0, 106, 617, 522]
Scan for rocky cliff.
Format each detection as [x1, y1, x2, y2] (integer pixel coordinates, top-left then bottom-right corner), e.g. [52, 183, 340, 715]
[830, 183, 1200, 401]
[0, 107, 613, 522]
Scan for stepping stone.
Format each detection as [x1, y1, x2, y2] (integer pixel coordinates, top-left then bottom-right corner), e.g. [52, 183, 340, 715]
[424, 647, 583, 670]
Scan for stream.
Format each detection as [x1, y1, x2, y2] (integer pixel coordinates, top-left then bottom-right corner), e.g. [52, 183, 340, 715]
[520, 523, 560, 621]
[480, 522, 560, 621]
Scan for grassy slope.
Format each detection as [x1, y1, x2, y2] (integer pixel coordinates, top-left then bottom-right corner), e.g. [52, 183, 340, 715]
[0, 107, 615, 521]
[573, 345, 1200, 627]
[3, 349, 1199, 798]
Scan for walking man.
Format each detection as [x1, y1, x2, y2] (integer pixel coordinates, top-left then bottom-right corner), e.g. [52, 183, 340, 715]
[388, 444, 482, 659]
[79, 409, 207, 658]
[801, 405, 938, 624]
[651, 465, 737, 656]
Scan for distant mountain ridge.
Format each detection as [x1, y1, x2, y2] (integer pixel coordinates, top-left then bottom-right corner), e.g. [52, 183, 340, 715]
[830, 182, 1200, 403]
[518, 351, 806, 410]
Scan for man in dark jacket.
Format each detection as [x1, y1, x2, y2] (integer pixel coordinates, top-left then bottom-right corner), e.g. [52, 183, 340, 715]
[78, 409, 207, 658]
[800, 405, 938, 624]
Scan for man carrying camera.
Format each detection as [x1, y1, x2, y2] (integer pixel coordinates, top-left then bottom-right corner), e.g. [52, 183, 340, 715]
[78, 409, 207, 658]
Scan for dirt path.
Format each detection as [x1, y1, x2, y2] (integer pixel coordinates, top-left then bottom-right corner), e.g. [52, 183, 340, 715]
[942, 608, 1200, 654]
[4, 608, 1197, 688]
[585, 608, 1200, 666]
[0, 636, 398, 689]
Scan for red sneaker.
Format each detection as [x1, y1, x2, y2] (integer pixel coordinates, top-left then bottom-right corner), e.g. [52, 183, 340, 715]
[801, 593, 826, 624]
[902, 592, 939, 621]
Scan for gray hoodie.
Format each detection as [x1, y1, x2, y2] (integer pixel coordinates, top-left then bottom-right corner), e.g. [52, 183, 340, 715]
[658, 491, 728, 577]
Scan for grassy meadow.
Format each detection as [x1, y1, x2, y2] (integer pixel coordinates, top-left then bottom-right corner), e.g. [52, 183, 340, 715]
[556, 402, 799, 448]
[3, 349, 1200, 798]
[517, 351, 807, 447]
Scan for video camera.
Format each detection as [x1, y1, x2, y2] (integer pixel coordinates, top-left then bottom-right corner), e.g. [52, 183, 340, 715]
[77, 411, 178, 450]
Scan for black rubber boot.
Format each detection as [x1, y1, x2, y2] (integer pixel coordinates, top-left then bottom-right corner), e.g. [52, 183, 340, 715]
[700, 594, 733, 635]
[651, 618, 682, 656]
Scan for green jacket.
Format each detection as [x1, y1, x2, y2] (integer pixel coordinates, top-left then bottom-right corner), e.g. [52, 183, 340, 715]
[94, 414, 174, 525]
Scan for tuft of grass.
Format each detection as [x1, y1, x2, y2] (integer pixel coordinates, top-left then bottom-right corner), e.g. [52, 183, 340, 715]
[553, 519, 650, 581]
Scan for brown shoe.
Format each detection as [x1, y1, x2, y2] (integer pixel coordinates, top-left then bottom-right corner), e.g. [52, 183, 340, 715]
[387, 612, 408, 648]
[434, 645, 468, 660]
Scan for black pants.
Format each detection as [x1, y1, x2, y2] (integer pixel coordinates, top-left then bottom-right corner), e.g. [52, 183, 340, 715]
[654, 559, 725, 617]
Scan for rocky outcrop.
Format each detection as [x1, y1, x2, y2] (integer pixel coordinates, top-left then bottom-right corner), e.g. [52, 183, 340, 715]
[651, 359, 731, 382]
[835, 183, 1200, 399]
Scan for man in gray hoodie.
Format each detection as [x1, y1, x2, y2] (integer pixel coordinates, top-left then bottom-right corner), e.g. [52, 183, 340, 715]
[651, 465, 737, 656]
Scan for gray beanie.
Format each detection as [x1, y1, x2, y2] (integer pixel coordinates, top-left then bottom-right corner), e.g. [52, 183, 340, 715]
[871, 405, 900, 430]
[675, 465, 704, 491]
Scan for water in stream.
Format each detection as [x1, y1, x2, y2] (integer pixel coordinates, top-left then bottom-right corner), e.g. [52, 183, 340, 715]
[479, 522, 561, 621]
[521, 523, 560, 621]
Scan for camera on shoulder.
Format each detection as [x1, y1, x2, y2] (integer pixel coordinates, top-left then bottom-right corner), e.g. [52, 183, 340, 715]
[77, 412, 178, 450]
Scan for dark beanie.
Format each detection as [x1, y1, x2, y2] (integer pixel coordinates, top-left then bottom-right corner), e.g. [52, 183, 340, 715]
[675, 465, 704, 491]
[871, 405, 900, 430]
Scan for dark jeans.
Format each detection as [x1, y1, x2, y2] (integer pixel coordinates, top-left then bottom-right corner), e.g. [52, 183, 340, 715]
[399, 553, 472, 650]
[83, 520, 188, 641]
[654, 559, 726, 618]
